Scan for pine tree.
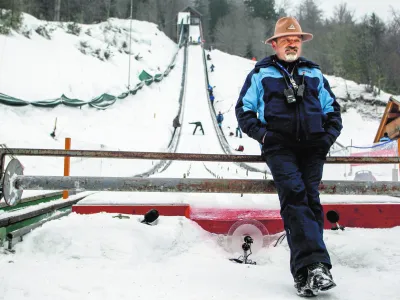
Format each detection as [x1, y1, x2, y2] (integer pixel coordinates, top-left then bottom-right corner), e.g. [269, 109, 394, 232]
[243, 0, 277, 21]
[209, 0, 230, 40]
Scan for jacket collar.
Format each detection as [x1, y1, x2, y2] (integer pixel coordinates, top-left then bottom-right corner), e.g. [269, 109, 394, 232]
[254, 55, 320, 71]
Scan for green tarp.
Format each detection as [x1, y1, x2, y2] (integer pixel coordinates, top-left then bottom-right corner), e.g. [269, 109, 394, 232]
[0, 93, 29, 106]
[154, 74, 163, 82]
[138, 70, 152, 82]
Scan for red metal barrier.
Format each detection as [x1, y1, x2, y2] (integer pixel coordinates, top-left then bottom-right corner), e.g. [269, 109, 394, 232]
[72, 203, 400, 234]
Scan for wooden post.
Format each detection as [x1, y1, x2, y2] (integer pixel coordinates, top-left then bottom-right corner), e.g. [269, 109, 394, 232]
[63, 138, 71, 199]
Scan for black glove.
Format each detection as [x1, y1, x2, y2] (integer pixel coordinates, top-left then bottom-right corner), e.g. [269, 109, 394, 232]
[320, 133, 336, 152]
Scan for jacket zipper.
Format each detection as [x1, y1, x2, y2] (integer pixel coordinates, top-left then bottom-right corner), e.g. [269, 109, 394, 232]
[298, 73, 309, 141]
[296, 104, 300, 141]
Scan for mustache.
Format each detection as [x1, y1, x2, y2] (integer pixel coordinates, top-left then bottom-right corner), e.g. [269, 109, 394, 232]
[285, 47, 298, 51]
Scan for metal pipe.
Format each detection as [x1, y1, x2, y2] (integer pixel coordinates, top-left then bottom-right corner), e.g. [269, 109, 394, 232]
[127, 0, 133, 89]
[1, 148, 400, 164]
[7, 210, 71, 250]
[12, 175, 400, 196]
[0, 191, 62, 209]
[7, 210, 70, 241]
[0, 195, 89, 227]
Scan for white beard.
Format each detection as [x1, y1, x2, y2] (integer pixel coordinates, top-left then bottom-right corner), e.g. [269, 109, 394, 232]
[285, 53, 298, 62]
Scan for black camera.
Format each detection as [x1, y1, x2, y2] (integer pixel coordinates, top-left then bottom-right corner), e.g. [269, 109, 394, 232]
[297, 84, 305, 98]
[284, 88, 296, 104]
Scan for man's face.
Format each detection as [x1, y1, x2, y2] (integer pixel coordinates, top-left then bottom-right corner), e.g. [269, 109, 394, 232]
[272, 35, 303, 62]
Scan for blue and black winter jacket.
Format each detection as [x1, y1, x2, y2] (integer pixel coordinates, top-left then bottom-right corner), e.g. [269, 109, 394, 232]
[235, 55, 342, 144]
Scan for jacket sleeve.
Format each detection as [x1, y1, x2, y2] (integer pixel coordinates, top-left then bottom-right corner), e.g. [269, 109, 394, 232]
[235, 70, 266, 143]
[319, 75, 343, 139]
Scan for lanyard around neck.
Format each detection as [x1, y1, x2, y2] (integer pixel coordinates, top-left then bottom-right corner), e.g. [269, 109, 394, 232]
[275, 61, 298, 90]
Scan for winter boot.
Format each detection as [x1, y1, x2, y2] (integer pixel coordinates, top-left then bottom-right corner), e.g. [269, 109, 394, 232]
[307, 263, 336, 293]
[294, 268, 316, 297]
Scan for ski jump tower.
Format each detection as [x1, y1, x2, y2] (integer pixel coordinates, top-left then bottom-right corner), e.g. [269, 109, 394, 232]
[176, 6, 203, 44]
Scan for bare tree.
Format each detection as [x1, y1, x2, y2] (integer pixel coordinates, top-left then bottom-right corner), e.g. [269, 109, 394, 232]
[162, 0, 188, 39]
[276, 0, 292, 17]
[114, 0, 131, 19]
[296, 0, 323, 32]
[135, 0, 158, 24]
[214, 5, 248, 56]
[332, 3, 354, 25]
[249, 17, 270, 59]
[54, 0, 61, 21]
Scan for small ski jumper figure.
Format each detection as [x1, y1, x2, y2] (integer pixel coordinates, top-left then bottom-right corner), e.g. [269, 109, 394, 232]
[189, 121, 204, 135]
[379, 132, 391, 142]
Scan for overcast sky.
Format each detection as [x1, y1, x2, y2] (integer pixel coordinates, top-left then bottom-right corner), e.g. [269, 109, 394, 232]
[277, 0, 400, 23]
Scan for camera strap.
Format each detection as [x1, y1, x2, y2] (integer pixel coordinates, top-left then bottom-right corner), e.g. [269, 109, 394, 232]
[275, 61, 298, 91]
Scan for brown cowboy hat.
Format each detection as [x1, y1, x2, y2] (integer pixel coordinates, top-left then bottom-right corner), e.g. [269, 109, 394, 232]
[265, 16, 313, 44]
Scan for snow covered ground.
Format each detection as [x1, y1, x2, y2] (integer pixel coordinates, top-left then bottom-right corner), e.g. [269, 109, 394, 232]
[1, 14, 400, 299]
[1, 214, 399, 299]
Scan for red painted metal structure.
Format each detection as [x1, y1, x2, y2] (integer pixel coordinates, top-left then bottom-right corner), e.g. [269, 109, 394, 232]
[72, 204, 190, 218]
[72, 202, 400, 234]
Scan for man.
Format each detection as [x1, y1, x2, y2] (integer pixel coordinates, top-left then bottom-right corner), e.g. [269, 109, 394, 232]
[236, 124, 242, 138]
[216, 111, 224, 128]
[379, 132, 391, 142]
[172, 115, 181, 135]
[235, 17, 342, 297]
[210, 94, 215, 106]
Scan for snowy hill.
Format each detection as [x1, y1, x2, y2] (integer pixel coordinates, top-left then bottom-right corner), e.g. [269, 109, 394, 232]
[0, 13, 177, 101]
[0, 13, 184, 181]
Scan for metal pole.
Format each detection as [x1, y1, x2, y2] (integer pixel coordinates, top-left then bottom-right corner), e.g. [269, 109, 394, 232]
[63, 137, 71, 199]
[127, 0, 133, 90]
[12, 175, 400, 196]
[1, 148, 400, 164]
[0, 194, 88, 227]
[7, 210, 71, 245]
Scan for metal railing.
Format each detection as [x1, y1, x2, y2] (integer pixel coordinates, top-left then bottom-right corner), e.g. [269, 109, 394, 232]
[1, 148, 400, 207]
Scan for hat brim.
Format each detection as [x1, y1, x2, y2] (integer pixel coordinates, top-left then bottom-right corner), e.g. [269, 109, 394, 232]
[265, 32, 313, 44]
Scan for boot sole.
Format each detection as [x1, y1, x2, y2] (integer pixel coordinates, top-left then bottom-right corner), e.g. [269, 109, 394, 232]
[297, 288, 317, 297]
[310, 281, 336, 295]
[319, 281, 336, 292]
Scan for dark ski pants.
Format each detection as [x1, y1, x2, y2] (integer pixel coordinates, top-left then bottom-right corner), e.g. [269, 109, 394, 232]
[263, 137, 331, 277]
[193, 125, 204, 135]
